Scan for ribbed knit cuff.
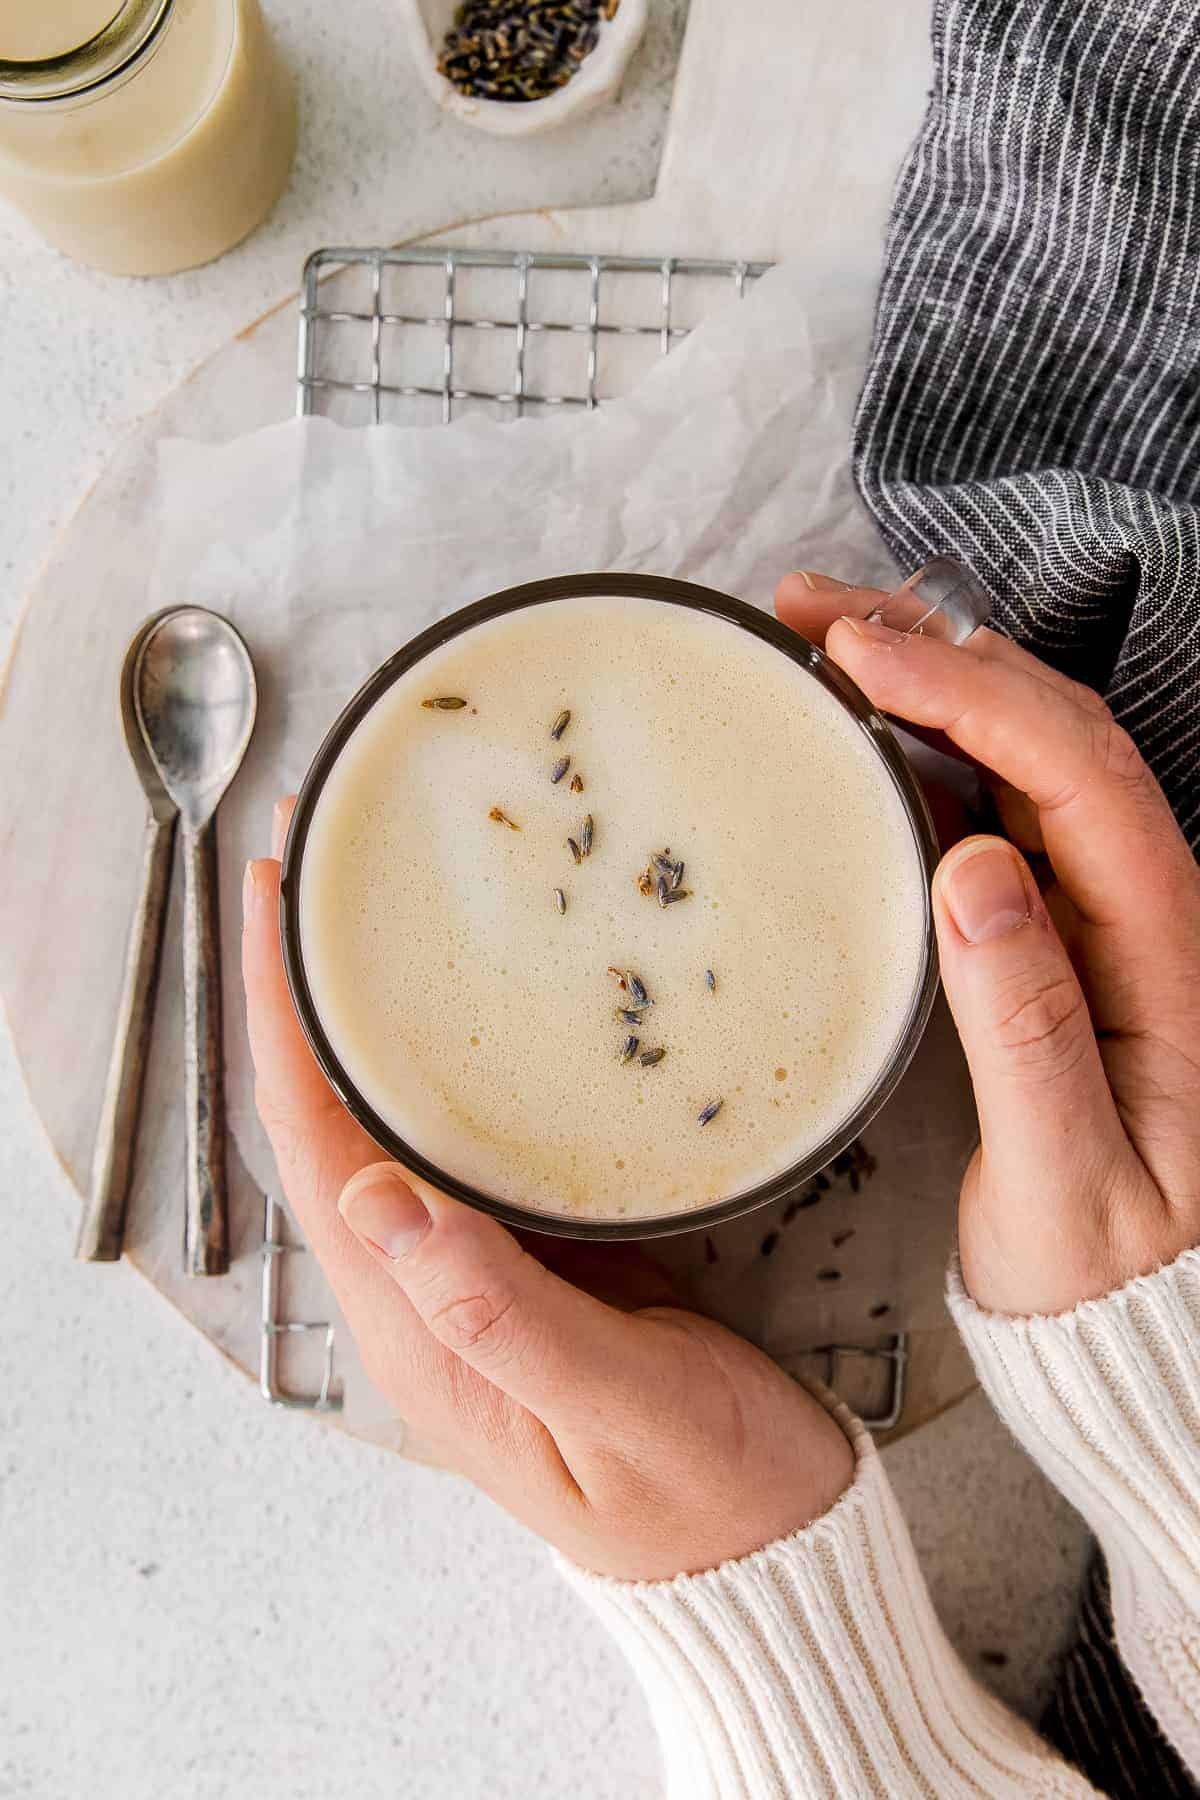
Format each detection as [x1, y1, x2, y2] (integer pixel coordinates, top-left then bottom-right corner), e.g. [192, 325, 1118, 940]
[949, 1245, 1200, 1771]
[559, 1395, 1092, 1799]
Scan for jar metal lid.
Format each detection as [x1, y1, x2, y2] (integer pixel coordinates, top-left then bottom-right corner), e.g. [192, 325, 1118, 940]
[0, 0, 172, 103]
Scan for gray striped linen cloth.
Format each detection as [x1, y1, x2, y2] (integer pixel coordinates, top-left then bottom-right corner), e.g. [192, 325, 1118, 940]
[856, 0, 1200, 1790]
[1041, 1554, 1196, 1800]
[855, 0, 1200, 851]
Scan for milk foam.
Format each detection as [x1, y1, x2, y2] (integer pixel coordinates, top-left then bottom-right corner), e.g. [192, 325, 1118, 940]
[298, 595, 927, 1219]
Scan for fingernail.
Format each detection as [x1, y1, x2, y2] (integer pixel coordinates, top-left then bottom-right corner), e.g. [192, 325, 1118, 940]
[841, 614, 903, 644]
[940, 842, 1031, 944]
[340, 1167, 430, 1261]
[796, 570, 854, 592]
[243, 860, 265, 913]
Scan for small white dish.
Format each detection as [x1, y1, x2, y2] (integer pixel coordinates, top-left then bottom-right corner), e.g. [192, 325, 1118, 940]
[401, 0, 649, 137]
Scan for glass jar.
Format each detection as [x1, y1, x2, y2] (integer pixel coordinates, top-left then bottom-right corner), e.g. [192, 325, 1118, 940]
[0, 0, 295, 276]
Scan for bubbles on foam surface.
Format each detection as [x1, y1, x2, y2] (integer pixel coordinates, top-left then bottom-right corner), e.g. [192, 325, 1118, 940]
[298, 595, 927, 1219]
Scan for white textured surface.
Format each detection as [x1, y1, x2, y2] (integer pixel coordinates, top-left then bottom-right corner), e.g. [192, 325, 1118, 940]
[0, 0, 1091, 1792]
[0, 1029, 656, 1800]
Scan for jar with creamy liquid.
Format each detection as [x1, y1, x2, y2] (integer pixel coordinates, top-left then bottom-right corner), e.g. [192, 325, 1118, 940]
[0, 0, 295, 275]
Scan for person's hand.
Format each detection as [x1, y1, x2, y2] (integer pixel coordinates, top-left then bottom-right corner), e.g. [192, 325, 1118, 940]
[776, 570, 1200, 1317]
[243, 799, 853, 1581]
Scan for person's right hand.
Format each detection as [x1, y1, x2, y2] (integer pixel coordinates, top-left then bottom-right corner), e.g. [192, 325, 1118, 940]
[777, 571, 1200, 1317]
[243, 800, 855, 1583]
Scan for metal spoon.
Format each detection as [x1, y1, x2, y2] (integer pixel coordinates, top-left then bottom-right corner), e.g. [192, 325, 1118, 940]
[134, 607, 258, 1276]
[76, 608, 185, 1263]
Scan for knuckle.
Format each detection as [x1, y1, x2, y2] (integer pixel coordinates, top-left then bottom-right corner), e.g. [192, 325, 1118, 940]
[1090, 714, 1147, 792]
[428, 1286, 519, 1357]
[1062, 676, 1111, 719]
[990, 969, 1091, 1081]
[1045, 711, 1157, 819]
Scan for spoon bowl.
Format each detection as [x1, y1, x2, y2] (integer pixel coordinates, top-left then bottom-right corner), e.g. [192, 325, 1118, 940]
[135, 608, 257, 829]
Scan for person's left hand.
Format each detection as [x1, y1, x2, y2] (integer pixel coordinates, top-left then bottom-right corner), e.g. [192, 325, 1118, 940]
[774, 568, 1200, 1319]
[243, 799, 854, 1582]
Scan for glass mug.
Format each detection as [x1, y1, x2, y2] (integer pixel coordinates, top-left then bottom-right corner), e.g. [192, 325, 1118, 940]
[0, 0, 295, 275]
[278, 573, 953, 1241]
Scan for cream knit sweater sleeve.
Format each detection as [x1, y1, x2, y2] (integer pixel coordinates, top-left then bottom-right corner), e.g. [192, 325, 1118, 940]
[948, 1244, 1200, 1777]
[560, 1386, 1096, 1798]
[561, 1246, 1200, 1797]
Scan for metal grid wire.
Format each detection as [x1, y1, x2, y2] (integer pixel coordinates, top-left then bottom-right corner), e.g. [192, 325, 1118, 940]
[297, 246, 771, 424]
[260, 1195, 340, 1411]
[266, 243, 908, 1430]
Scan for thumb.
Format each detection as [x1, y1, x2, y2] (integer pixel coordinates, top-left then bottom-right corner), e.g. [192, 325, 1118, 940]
[933, 837, 1129, 1216]
[338, 1163, 650, 1428]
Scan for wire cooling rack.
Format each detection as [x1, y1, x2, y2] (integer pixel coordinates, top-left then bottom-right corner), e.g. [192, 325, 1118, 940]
[262, 243, 908, 1431]
[296, 245, 770, 425]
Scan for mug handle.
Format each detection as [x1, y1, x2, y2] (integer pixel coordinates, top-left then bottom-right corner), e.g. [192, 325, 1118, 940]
[869, 556, 992, 646]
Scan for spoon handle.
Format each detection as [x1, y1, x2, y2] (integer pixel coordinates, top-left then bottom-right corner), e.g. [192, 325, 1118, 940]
[76, 809, 178, 1262]
[183, 815, 229, 1276]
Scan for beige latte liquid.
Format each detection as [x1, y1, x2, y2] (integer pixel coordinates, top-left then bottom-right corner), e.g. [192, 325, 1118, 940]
[298, 596, 927, 1221]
